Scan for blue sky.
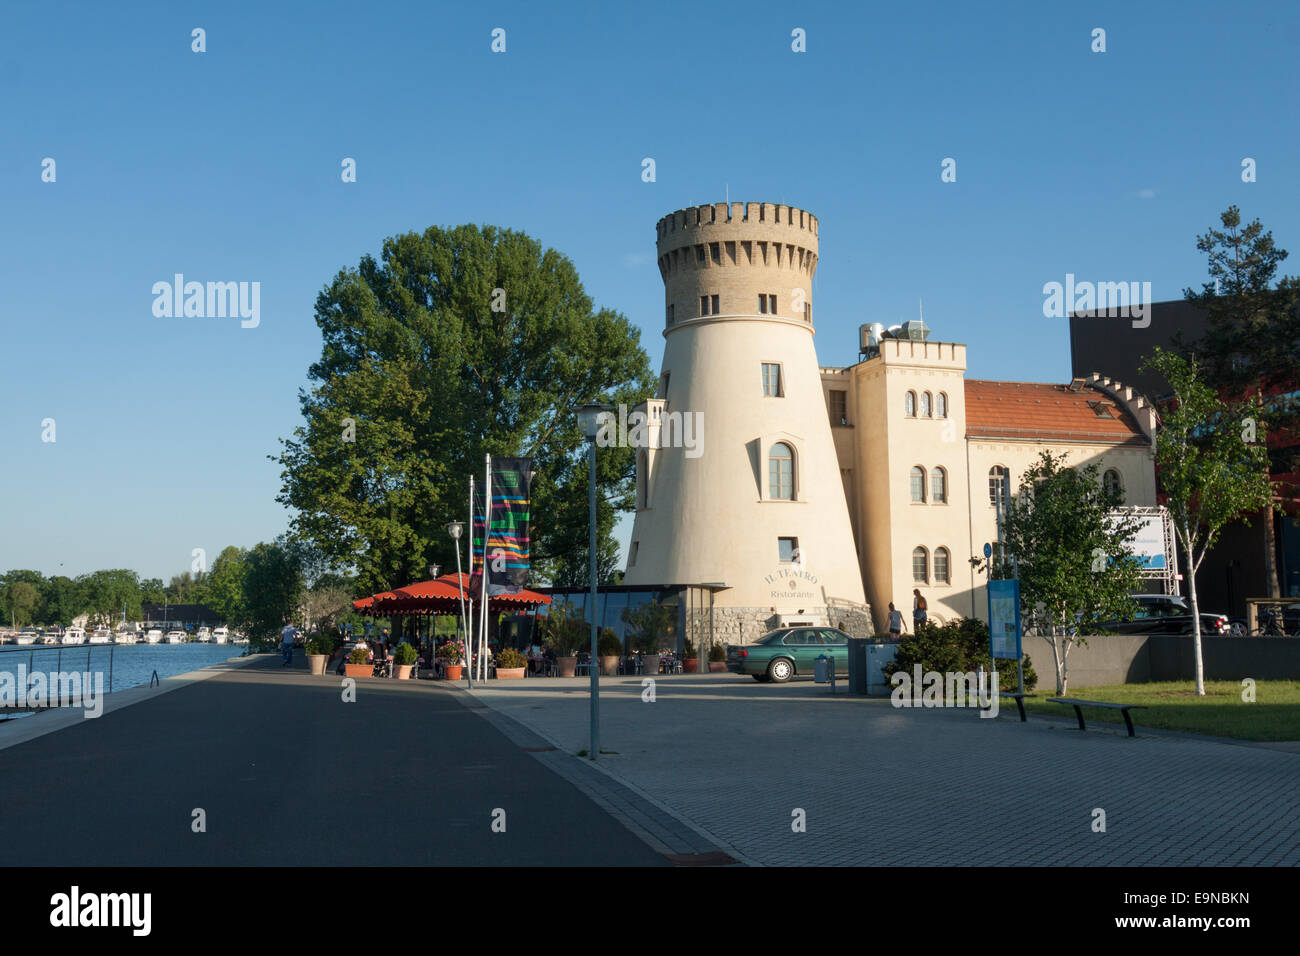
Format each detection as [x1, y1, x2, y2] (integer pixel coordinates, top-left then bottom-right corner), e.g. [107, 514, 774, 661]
[2, 0, 1297, 580]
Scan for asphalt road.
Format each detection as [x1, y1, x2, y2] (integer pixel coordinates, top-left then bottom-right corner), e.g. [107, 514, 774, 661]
[0, 657, 667, 865]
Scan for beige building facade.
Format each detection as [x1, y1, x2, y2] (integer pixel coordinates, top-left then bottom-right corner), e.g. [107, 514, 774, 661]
[626, 201, 1159, 640]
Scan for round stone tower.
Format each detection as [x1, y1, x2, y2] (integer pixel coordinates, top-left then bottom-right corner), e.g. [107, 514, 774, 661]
[623, 202, 869, 641]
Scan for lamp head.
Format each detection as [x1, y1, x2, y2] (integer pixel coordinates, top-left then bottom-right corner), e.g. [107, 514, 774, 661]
[446, 521, 464, 541]
[576, 402, 616, 440]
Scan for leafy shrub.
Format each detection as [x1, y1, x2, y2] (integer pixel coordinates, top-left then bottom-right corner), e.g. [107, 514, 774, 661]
[597, 631, 623, 657]
[708, 643, 726, 662]
[541, 604, 587, 656]
[496, 647, 526, 668]
[682, 638, 697, 658]
[884, 618, 1036, 692]
[348, 646, 370, 665]
[393, 642, 418, 666]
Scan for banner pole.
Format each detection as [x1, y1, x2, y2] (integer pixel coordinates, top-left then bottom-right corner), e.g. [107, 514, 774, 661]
[481, 453, 492, 681]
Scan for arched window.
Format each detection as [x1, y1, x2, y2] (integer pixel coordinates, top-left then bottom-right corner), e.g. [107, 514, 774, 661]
[930, 467, 947, 503]
[989, 466, 1009, 508]
[936, 392, 948, 418]
[904, 391, 916, 417]
[912, 547, 929, 583]
[910, 466, 926, 502]
[920, 392, 932, 417]
[1103, 468, 1123, 497]
[769, 442, 794, 500]
[934, 547, 950, 584]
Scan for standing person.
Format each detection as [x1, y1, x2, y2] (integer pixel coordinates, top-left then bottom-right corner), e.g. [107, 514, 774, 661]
[913, 589, 928, 630]
[280, 619, 298, 667]
[887, 602, 907, 638]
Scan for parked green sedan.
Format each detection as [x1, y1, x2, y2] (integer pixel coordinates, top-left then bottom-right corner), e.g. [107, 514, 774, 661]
[725, 627, 850, 683]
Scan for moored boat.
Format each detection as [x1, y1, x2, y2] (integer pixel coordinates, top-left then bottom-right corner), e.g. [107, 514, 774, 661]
[144, 628, 164, 644]
[165, 629, 186, 644]
[88, 626, 113, 644]
[115, 629, 138, 645]
[195, 626, 212, 642]
[15, 629, 40, 645]
[62, 626, 87, 645]
[212, 627, 229, 644]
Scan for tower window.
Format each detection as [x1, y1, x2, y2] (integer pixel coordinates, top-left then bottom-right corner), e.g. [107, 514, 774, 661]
[700, 296, 708, 317]
[934, 547, 950, 584]
[912, 547, 929, 583]
[904, 391, 917, 417]
[762, 362, 783, 397]
[769, 443, 794, 500]
[710, 242, 720, 265]
[829, 390, 847, 426]
[920, 392, 932, 418]
[936, 392, 948, 418]
[1103, 468, 1123, 497]
[778, 537, 799, 563]
[628, 541, 639, 566]
[931, 467, 947, 503]
[910, 466, 926, 502]
[759, 294, 768, 314]
[711, 294, 719, 314]
[769, 294, 777, 314]
[659, 372, 670, 399]
[667, 303, 675, 325]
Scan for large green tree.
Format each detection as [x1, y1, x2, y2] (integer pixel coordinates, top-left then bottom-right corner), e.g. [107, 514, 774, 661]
[4, 579, 41, 628]
[1182, 205, 1300, 597]
[206, 546, 248, 625]
[241, 539, 304, 642]
[1141, 349, 1275, 696]
[972, 451, 1144, 694]
[78, 570, 142, 626]
[276, 224, 654, 595]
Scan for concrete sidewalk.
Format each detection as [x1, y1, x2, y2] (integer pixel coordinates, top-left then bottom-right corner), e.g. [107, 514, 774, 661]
[0, 656, 683, 865]
[463, 673, 1300, 866]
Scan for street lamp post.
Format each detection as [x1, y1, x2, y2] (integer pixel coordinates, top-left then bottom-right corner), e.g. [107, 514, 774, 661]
[577, 403, 614, 760]
[446, 523, 470, 689]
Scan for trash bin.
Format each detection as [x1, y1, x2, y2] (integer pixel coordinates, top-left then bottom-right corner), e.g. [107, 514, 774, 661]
[847, 639, 868, 694]
[814, 654, 831, 683]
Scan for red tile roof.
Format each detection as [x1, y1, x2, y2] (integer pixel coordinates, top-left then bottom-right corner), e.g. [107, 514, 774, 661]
[964, 380, 1148, 444]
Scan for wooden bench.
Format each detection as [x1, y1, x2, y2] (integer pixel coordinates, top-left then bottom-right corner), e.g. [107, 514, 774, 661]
[1048, 697, 1146, 737]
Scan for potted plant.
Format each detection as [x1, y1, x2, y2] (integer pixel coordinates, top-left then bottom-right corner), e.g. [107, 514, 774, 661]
[344, 645, 372, 679]
[494, 646, 527, 679]
[708, 642, 727, 672]
[305, 633, 333, 676]
[392, 641, 418, 679]
[436, 640, 465, 680]
[542, 604, 584, 677]
[597, 630, 622, 676]
[682, 638, 699, 674]
[622, 604, 674, 676]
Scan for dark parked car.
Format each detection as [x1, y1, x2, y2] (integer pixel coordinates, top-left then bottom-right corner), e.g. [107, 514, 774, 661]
[726, 626, 850, 683]
[1090, 594, 1228, 636]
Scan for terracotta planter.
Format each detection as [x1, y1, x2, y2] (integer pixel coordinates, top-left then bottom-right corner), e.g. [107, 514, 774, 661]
[307, 654, 327, 676]
[642, 654, 661, 675]
[443, 664, 463, 680]
[599, 655, 619, 676]
[393, 663, 414, 679]
[344, 662, 371, 678]
[709, 660, 727, 673]
[495, 666, 526, 680]
[557, 656, 577, 677]
[683, 658, 699, 673]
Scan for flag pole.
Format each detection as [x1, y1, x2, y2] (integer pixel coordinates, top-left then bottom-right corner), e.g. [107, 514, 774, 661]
[481, 453, 492, 681]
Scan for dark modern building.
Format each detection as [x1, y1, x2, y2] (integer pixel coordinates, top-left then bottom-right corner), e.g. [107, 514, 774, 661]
[1070, 300, 1300, 618]
[141, 604, 222, 628]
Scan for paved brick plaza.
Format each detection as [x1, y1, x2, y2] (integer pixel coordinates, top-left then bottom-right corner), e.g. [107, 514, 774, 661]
[463, 675, 1300, 866]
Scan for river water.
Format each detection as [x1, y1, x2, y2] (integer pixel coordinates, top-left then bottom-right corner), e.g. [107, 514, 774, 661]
[0, 642, 248, 698]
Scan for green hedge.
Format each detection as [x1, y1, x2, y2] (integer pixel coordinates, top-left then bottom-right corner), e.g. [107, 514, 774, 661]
[884, 618, 1037, 692]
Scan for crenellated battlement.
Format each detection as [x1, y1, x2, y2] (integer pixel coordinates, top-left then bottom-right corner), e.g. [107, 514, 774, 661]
[656, 202, 818, 243]
[654, 201, 821, 296]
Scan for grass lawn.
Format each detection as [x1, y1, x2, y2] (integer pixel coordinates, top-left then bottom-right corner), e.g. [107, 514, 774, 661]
[1017, 680, 1300, 741]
